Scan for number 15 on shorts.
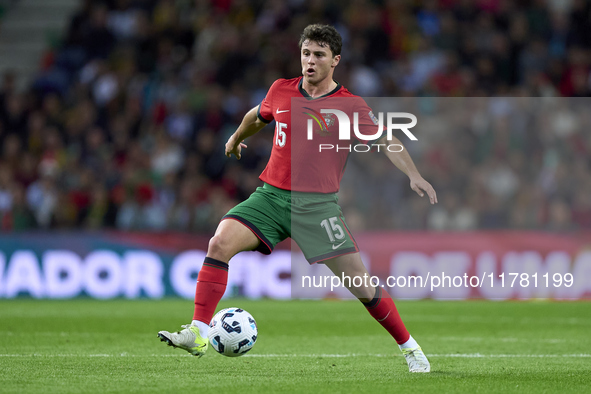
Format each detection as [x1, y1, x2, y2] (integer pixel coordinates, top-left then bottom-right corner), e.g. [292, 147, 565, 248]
[320, 216, 345, 242]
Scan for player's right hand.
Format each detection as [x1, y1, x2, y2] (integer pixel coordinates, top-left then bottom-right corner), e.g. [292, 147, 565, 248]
[225, 137, 247, 160]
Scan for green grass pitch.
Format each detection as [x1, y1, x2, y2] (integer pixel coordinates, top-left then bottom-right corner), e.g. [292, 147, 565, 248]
[0, 299, 590, 393]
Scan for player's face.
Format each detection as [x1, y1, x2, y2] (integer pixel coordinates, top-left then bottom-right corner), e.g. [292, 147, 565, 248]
[301, 40, 341, 84]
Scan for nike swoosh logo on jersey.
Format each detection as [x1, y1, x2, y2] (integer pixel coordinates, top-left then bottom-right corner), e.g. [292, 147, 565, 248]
[276, 109, 289, 113]
[332, 240, 346, 250]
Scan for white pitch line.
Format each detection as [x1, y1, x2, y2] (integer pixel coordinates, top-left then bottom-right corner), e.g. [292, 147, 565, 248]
[434, 336, 566, 343]
[244, 354, 591, 358]
[424, 354, 591, 358]
[0, 353, 589, 358]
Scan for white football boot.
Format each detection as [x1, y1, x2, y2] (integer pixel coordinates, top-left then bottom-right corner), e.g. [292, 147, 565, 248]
[401, 347, 431, 372]
[158, 324, 208, 357]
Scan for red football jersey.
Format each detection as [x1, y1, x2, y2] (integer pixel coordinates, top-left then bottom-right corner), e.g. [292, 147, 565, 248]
[257, 77, 379, 193]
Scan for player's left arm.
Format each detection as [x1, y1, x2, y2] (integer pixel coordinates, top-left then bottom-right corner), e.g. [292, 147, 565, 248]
[225, 106, 268, 160]
[378, 135, 438, 205]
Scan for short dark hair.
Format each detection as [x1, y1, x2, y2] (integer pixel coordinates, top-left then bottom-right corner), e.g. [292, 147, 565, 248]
[298, 24, 342, 57]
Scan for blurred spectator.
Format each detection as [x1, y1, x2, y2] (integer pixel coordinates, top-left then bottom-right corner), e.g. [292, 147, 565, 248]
[546, 198, 575, 232]
[0, 165, 14, 215]
[427, 192, 477, 231]
[5, 184, 36, 230]
[26, 175, 58, 228]
[84, 184, 112, 229]
[151, 130, 184, 176]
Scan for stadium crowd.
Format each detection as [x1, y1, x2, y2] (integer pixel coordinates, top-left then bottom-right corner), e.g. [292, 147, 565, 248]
[0, 0, 590, 232]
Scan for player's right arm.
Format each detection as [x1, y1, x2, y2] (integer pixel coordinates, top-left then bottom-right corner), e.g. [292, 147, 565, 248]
[225, 106, 268, 160]
[377, 134, 438, 205]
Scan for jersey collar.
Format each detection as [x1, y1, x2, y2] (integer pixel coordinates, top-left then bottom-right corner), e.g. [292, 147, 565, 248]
[298, 78, 341, 100]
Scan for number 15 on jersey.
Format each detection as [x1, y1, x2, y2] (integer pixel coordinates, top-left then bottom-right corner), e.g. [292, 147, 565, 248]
[275, 122, 287, 147]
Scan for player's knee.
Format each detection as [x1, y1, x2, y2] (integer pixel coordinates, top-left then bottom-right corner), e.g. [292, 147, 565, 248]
[356, 286, 376, 302]
[207, 234, 232, 261]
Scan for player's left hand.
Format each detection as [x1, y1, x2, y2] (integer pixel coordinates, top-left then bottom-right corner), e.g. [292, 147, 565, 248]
[410, 177, 438, 205]
[225, 138, 248, 160]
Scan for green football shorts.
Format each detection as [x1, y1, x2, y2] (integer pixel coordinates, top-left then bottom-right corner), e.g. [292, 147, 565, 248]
[223, 183, 358, 264]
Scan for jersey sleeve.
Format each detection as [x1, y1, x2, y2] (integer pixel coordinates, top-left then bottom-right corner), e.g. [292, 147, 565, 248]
[257, 79, 282, 123]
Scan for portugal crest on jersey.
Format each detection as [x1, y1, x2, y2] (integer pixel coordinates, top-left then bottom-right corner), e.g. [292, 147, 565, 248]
[322, 112, 336, 128]
[303, 107, 334, 137]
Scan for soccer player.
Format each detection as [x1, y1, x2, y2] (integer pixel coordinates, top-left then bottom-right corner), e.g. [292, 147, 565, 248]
[158, 24, 437, 373]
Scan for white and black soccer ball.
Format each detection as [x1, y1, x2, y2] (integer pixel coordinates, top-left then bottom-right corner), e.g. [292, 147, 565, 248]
[208, 307, 258, 357]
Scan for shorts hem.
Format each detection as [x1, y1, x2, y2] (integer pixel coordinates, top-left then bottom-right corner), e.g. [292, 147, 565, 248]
[307, 246, 358, 264]
[222, 215, 274, 255]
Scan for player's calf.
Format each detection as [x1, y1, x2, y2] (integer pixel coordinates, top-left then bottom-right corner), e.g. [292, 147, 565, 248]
[361, 287, 430, 372]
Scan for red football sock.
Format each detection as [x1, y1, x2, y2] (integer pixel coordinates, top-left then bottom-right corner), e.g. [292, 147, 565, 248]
[363, 287, 410, 344]
[193, 257, 229, 323]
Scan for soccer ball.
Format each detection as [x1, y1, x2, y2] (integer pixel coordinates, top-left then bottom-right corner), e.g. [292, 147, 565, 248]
[208, 307, 258, 357]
